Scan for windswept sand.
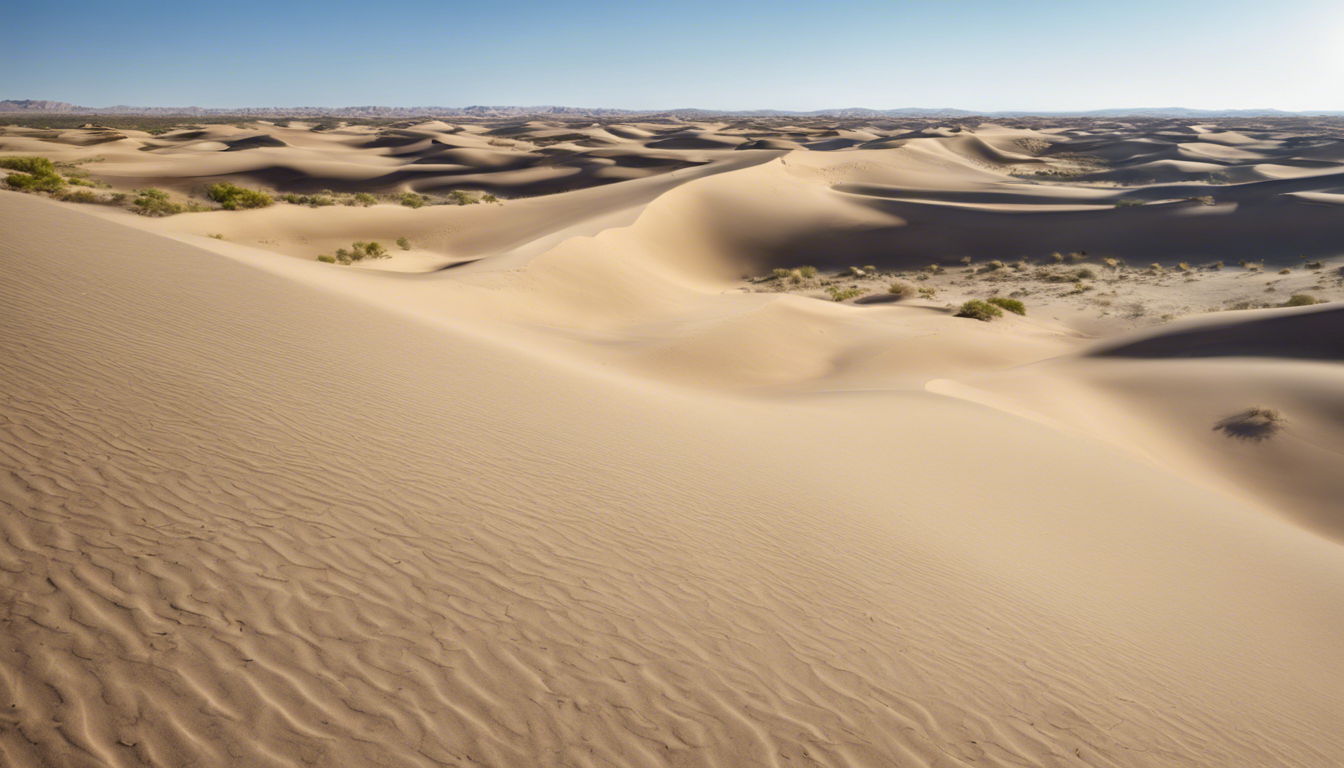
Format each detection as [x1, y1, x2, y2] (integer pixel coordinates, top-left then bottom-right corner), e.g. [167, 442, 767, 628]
[3, 117, 1344, 767]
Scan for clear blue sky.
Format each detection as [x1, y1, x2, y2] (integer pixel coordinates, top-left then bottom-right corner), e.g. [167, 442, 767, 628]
[6, 0, 1341, 111]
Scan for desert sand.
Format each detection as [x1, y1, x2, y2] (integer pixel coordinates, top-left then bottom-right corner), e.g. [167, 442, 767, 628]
[2, 116, 1343, 767]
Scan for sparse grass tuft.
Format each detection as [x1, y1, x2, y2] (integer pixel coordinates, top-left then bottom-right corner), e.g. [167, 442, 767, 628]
[888, 281, 914, 297]
[396, 236, 410, 250]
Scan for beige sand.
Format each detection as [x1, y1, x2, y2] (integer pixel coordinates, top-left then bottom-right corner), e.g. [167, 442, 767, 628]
[3, 117, 1344, 767]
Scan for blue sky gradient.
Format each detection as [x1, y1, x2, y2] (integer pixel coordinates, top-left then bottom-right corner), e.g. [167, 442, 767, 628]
[5, 0, 1341, 111]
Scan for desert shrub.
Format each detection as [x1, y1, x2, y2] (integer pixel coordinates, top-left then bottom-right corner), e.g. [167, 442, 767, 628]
[918, 287, 938, 299]
[208, 233, 224, 239]
[448, 190, 478, 205]
[772, 268, 792, 280]
[956, 300, 1003, 322]
[1050, 252, 1065, 263]
[862, 265, 877, 273]
[1116, 198, 1146, 207]
[354, 192, 377, 206]
[1283, 294, 1320, 307]
[396, 236, 410, 250]
[482, 193, 499, 203]
[1208, 261, 1223, 270]
[207, 182, 273, 210]
[987, 297, 1026, 315]
[132, 188, 185, 216]
[924, 264, 944, 274]
[0, 156, 57, 175]
[798, 265, 817, 278]
[6, 172, 67, 193]
[68, 177, 97, 187]
[1067, 251, 1087, 263]
[400, 192, 426, 208]
[982, 260, 1005, 272]
[846, 266, 867, 277]
[1306, 261, 1324, 270]
[1070, 282, 1094, 293]
[317, 254, 336, 264]
[58, 189, 99, 203]
[888, 281, 914, 297]
[1278, 268, 1290, 275]
[1076, 267, 1096, 280]
[1214, 407, 1285, 440]
[1185, 195, 1216, 205]
[827, 287, 864, 302]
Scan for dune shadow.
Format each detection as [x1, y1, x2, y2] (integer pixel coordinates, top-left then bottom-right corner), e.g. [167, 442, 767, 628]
[1213, 408, 1286, 441]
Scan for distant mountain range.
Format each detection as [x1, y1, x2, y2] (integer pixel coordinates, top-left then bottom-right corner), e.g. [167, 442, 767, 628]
[2, 99, 1341, 119]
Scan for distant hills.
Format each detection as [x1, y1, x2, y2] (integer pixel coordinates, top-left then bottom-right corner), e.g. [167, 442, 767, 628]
[1, 99, 1340, 119]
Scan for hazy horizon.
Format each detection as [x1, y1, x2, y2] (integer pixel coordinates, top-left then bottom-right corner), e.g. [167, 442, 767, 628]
[6, 0, 1339, 112]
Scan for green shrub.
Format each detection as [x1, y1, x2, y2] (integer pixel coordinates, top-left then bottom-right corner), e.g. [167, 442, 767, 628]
[130, 188, 184, 216]
[827, 287, 864, 302]
[448, 190, 478, 205]
[1076, 267, 1096, 280]
[1116, 198, 1146, 207]
[58, 189, 99, 203]
[772, 268, 792, 280]
[956, 300, 1003, 322]
[354, 192, 377, 206]
[482, 193, 499, 203]
[68, 177, 97, 187]
[317, 254, 336, 264]
[400, 192, 426, 208]
[1283, 294, 1320, 307]
[798, 265, 817, 278]
[888, 281, 914, 297]
[0, 156, 56, 175]
[981, 260, 1005, 272]
[396, 237, 410, 250]
[987, 297, 1026, 315]
[6, 172, 66, 193]
[207, 182, 273, 210]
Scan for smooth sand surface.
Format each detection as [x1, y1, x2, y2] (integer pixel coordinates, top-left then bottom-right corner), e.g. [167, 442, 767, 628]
[3, 117, 1344, 766]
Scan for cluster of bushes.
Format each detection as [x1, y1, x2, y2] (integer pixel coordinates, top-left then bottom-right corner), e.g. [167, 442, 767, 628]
[2, 156, 68, 193]
[400, 192, 426, 208]
[207, 182, 273, 210]
[281, 193, 336, 207]
[316, 241, 390, 265]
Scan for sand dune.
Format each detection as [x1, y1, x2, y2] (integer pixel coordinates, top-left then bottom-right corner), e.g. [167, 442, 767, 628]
[4, 115, 1344, 766]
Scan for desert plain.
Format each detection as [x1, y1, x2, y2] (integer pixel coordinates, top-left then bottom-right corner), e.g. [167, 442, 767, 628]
[2, 113, 1344, 766]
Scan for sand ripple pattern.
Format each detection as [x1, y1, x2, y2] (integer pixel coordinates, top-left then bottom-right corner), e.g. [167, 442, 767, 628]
[1, 194, 1339, 767]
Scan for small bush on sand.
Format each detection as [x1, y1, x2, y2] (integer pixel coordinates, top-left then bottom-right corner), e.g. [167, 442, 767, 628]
[1278, 268, 1291, 275]
[207, 182, 272, 210]
[396, 237, 410, 250]
[798, 265, 817, 278]
[1116, 198, 1146, 207]
[956, 300, 1003, 322]
[982, 260, 1005, 272]
[0, 156, 57, 175]
[68, 177, 97, 187]
[987, 297, 1025, 315]
[448, 190, 478, 206]
[827, 287, 864, 302]
[354, 192, 377, 206]
[482, 193, 499, 203]
[1076, 267, 1096, 280]
[888, 281, 914, 297]
[58, 189, 98, 203]
[772, 268, 792, 281]
[1283, 294, 1320, 307]
[317, 254, 336, 264]
[132, 188, 185, 217]
[1306, 261, 1324, 270]
[863, 265, 877, 273]
[919, 287, 938, 299]
[400, 192, 426, 208]
[1214, 407, 1285, 441]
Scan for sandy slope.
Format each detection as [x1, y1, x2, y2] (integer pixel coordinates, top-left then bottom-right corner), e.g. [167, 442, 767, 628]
[4, 117, 1344, 766]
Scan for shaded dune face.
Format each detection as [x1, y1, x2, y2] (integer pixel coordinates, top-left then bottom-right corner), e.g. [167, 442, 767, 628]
[3, 116, 1344, 767]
